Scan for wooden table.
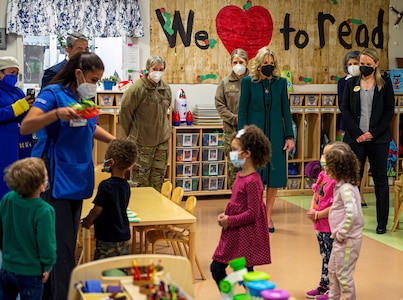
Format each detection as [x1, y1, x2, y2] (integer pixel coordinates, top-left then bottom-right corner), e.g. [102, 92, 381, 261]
[81, 187, 197, 277]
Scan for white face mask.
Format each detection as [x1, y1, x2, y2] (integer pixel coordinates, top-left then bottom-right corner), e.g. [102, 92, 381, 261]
[149, 71, 164, 83]
[347, 65, 360, 77]
[229, 151, 246, 168]
[76, 72, 98, 99]
[233, 64, 246, 76]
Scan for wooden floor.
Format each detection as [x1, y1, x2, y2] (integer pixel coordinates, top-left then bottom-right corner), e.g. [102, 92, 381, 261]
[188, 195, 403, 300]
[76, 194, 403, 299]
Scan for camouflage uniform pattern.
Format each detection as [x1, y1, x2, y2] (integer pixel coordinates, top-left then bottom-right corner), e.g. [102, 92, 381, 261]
[93, 240, 130, 260]
[129, 142, 169, 192]
[223, 132, 237, 190]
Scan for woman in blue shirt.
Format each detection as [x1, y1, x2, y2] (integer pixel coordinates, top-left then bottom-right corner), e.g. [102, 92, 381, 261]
[20, 52, 115, 300]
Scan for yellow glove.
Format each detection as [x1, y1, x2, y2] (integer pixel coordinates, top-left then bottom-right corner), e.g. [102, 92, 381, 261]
[11, 98, 30, 117]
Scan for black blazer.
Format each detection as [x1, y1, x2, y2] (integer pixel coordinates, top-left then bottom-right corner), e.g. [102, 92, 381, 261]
[41, 59, 67, 88]
[342, 75, 395, 144]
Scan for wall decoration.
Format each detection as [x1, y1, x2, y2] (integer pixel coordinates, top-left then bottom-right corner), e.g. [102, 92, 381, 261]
[216, 5, 273, 59]
[389, 5, 403, 27]
[197, 74, 217, 82]
[150, 0, 389, 84]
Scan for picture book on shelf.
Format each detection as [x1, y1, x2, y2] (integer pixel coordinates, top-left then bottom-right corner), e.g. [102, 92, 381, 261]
[390, 69, 403, 93]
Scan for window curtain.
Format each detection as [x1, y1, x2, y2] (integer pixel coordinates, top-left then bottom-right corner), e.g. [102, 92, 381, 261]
[6, 0, 144, 38]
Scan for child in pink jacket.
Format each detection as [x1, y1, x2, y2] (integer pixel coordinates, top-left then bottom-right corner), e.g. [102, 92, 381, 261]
[306, 144, 337, 300]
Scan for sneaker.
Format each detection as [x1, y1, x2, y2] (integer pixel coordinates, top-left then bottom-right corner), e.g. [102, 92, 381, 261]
[305, 287, 328, 298]
[316, 290, 329, 300]
[361, 202, 368, 208]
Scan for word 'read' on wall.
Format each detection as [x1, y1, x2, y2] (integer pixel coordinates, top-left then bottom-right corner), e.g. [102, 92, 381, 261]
[150, 0, 389, 85]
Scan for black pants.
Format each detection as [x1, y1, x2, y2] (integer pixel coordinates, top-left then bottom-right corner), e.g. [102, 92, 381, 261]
[350, 141, 389, 229]
[42, 190, 83, 300]
[210, 260, 254, 287]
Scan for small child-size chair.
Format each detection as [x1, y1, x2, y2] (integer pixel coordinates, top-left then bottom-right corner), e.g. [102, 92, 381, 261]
[171, 186, 184, 205]
[146, 196, 206, 280]
[161, 180, 173, 199]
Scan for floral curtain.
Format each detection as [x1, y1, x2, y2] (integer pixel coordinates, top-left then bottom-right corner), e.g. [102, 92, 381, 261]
[6, 0, 144, 38]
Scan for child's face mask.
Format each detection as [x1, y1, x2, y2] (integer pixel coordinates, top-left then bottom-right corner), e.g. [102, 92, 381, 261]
[102, 158, 114, 173]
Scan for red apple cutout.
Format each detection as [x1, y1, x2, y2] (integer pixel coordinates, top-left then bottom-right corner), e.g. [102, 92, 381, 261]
[216, 5, 274, 59]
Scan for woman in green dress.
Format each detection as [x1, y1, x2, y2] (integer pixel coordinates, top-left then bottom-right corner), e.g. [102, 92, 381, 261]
[238, 46, 294, 232]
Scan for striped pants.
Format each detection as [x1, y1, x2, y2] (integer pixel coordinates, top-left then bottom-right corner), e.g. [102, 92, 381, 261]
[328, 237, 362, 300]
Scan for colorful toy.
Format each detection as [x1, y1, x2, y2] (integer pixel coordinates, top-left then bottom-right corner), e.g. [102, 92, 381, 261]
[173, 111, 181, 126]
[175, 88, 188, 123]
[219, 257, 248, 300]
[186, 111, 193, 125]
[70, 99, 100, 119]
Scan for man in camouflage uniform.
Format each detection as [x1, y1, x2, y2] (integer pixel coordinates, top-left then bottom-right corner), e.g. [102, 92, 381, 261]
[120, 56, 172, 192]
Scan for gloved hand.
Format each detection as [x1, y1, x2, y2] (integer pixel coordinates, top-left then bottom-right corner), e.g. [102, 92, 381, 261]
[11, 98, 30, 117]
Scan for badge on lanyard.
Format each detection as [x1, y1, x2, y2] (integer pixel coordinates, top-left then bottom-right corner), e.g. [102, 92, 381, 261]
[69, 118, 87, 127]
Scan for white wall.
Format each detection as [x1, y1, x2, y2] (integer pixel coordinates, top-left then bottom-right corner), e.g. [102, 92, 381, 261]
[1, 0, 402, 111]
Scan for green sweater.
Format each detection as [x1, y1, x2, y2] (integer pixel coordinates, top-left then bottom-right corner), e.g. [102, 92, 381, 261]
[0, 191, 56, 275]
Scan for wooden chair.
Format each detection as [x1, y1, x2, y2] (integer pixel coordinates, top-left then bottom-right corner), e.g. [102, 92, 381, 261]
[171, 186, 184, 205]
[161, 180, 173, 199]
[146, 196, 206, 280]
[392, 161, 403, 231]
[68, 254, 194, 300]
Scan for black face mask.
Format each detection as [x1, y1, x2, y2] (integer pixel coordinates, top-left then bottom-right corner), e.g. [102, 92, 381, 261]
[359, 66, 374, 77]
[261, 65, 274, 77]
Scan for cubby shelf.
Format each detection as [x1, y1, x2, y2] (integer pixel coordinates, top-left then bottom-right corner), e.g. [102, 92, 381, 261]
[171, 125, 232, 196]
[278, 92, 403, 197]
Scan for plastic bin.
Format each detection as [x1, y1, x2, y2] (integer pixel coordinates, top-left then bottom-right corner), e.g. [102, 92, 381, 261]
[202, 148, 224, 161]
[202, 162, 225, 176]
[202, 176, 225, 190]
[176, 133, 199, 147]
[176, 163, 199, 177]
[176, 148, 199, 162]
[176, 177, 199, 192]
[202, 133, 224, 146]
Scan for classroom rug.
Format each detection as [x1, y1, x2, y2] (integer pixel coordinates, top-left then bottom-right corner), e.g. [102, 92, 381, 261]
[280, 193, 403, 251]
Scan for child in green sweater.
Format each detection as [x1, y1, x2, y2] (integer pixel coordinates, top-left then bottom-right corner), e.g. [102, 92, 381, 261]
[0, 157, 56, 300]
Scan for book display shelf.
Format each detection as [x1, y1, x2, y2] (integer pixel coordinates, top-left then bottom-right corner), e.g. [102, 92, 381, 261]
[171, 125, 232, 196]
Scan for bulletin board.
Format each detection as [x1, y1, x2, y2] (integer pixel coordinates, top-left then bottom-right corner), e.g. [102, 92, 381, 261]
[150, 0, 389, 84]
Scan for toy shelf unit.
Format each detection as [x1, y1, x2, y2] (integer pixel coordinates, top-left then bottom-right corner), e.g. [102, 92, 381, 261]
[280, 92, 341, 196]
[93, 92, 125, 166]
[93, 91, 172, 182]
[172, 125, 232, 196]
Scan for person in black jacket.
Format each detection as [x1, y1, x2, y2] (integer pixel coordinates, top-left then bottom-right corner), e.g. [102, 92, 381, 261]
[342, 48, 395, 234]
[41, 32, 88, 88]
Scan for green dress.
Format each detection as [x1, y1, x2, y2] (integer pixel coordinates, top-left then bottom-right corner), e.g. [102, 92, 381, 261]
[238, 76, 294, 187]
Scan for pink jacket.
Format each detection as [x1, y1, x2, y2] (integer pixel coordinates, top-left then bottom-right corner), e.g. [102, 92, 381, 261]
[329, 181, 364, 241]
[312, 171, 336, 232]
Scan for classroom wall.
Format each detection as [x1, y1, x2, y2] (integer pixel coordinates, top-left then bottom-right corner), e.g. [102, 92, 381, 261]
[1, 0, 402, 112]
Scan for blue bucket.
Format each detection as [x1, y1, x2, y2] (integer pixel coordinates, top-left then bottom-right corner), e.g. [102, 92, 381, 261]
[103, 81, 114, 90]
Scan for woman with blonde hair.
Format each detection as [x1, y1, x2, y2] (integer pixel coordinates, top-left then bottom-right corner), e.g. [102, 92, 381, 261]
[342, 48, 395, 234]
[238, 45, 294, 232]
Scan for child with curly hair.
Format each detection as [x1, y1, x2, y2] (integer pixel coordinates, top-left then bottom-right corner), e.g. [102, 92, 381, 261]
[210, 124, 272, 288]
[305, 143, 337, 300]
[325, 141, 364, 300]
[82, 139, 137, 260]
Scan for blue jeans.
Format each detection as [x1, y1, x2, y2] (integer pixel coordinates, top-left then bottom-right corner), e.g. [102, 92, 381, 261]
[0, 269, 43, 300]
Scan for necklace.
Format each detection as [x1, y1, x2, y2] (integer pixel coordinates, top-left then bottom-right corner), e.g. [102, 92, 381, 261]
[265, 88, 269, 94]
